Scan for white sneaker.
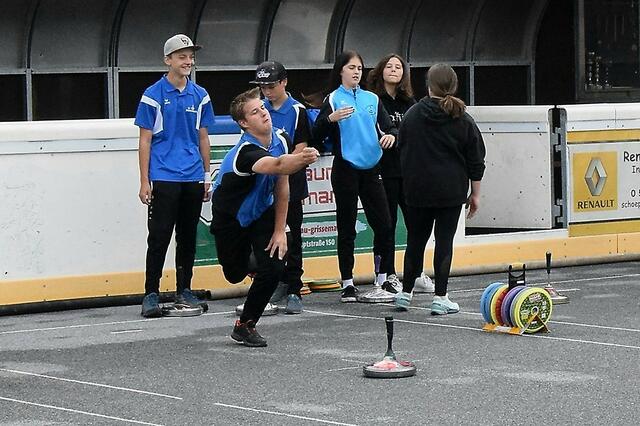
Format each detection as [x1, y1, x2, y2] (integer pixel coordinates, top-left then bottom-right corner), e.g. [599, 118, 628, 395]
[235, 302, 279, 316]
[430, 294, 459, 315]
[413, 273, 435, 293]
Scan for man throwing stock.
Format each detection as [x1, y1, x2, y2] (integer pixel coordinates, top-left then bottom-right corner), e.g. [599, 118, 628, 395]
[210, 88, 319, 347]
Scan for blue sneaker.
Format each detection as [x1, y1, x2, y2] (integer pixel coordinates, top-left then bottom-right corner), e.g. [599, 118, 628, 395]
[284, 294, 303, 314]
[141, 293, 162, 318]
[175, 289, 209, 312]
[394, 291, 412, 311]
[430, 295, 459, 315]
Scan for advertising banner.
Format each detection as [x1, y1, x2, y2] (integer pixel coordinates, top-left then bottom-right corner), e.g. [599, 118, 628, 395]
[568, 142, 640, 223]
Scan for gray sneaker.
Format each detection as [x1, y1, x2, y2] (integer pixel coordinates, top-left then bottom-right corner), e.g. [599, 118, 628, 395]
[269, 282, 289, 303]
[284, 294, 303, 314]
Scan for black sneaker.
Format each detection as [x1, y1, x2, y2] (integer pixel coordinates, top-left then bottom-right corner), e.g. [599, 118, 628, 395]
[230, 320, 267, 347]
[175, 289, 209, 312]
[141, 293, 162, 318]
[341, 285, 359, 303]
[381, 280, 399, 294]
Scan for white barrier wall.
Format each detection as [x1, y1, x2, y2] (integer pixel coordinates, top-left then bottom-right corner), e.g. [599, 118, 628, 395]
[0, 108, 553, 283]
[466, 105, 555, 229]
[0, 120, 150, 280]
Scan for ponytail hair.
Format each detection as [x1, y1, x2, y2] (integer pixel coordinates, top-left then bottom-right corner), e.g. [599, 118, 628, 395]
[427, 64, 465, 118]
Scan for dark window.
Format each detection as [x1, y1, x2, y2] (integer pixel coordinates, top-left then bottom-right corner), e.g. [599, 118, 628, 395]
[474, 66, 528, 105]
[410, 66, 469, 104]
[536, 0, 575, 104]
[32, 73, 106, 120]
[284, 69, 332, 107]
[195, 71, 259, 116]
[0, 75, 26, 121]
[584, 0, 640, 90]
[118, 72, 164, 118]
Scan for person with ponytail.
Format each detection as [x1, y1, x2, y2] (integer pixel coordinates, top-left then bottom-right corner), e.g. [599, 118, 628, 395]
[395, 64, 486, 315]
[312, 50, 397, 303]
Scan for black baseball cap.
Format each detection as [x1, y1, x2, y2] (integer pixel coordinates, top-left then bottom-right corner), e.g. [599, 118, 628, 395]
[251, 61, 287, 84]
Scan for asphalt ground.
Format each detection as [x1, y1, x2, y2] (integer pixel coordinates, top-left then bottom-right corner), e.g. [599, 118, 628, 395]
[1, 261, 639, 425]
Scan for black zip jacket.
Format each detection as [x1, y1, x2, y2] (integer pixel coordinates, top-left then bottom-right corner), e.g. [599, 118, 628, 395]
[379, 93, 416, 178]
[398, 96, 486, 208]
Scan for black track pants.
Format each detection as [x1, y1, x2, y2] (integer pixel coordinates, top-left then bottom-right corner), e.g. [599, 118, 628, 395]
[211, 208, 285, 323]
[145, 181, 204, 295]
[283, 200, 304, 295]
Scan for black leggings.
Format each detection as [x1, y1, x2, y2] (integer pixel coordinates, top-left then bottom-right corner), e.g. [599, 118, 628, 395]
[331, 157, 393, 280]
[402, 205, 462, 296]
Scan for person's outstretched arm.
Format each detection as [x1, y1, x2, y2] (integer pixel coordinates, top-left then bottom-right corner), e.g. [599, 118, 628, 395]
[252, 148, 319, 175]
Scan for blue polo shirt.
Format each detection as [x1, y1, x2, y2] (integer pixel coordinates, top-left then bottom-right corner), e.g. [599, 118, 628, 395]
[134, 76, 215, 182]
[264, 94, 310, 201]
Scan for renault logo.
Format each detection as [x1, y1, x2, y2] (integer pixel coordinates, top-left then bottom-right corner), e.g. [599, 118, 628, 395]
[584, 157, 607, 196]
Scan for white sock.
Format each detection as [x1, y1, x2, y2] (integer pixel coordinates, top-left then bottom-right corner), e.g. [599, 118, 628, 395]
[342, 279, 354, 289]
[433, 294, 449, 302]
[376, 273, 387, 286]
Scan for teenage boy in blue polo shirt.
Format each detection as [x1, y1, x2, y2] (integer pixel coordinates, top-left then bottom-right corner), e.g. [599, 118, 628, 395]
[210, 88, 319, 347]
[252, 61, 311, 314]
[135, 34, 215, 317]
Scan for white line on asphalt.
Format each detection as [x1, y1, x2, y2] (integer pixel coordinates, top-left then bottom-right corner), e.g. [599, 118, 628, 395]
[326, 366, 361, 372]
[519, 334, 640, 349]
[0, 369, 182, 400]
[551, 272, 640, 284]
[393, 304, 640, 333]
[110, 329, 143, 334]
[450, 287, 581, 294]
[305, 310, 640, 350]
[0, 310, 234, 335]
[0, 396, 163, 425]
[450, 272, 640, 294]
[547, 319, 640, 333]
[214, 402, 358, 426]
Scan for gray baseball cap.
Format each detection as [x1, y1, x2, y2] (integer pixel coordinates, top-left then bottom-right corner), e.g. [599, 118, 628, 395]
[164, 34, 201, 56]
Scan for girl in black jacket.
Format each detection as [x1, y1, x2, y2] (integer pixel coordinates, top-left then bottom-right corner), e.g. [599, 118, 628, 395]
[396, 64, 486, 314]
[367, 54, 434, 294]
